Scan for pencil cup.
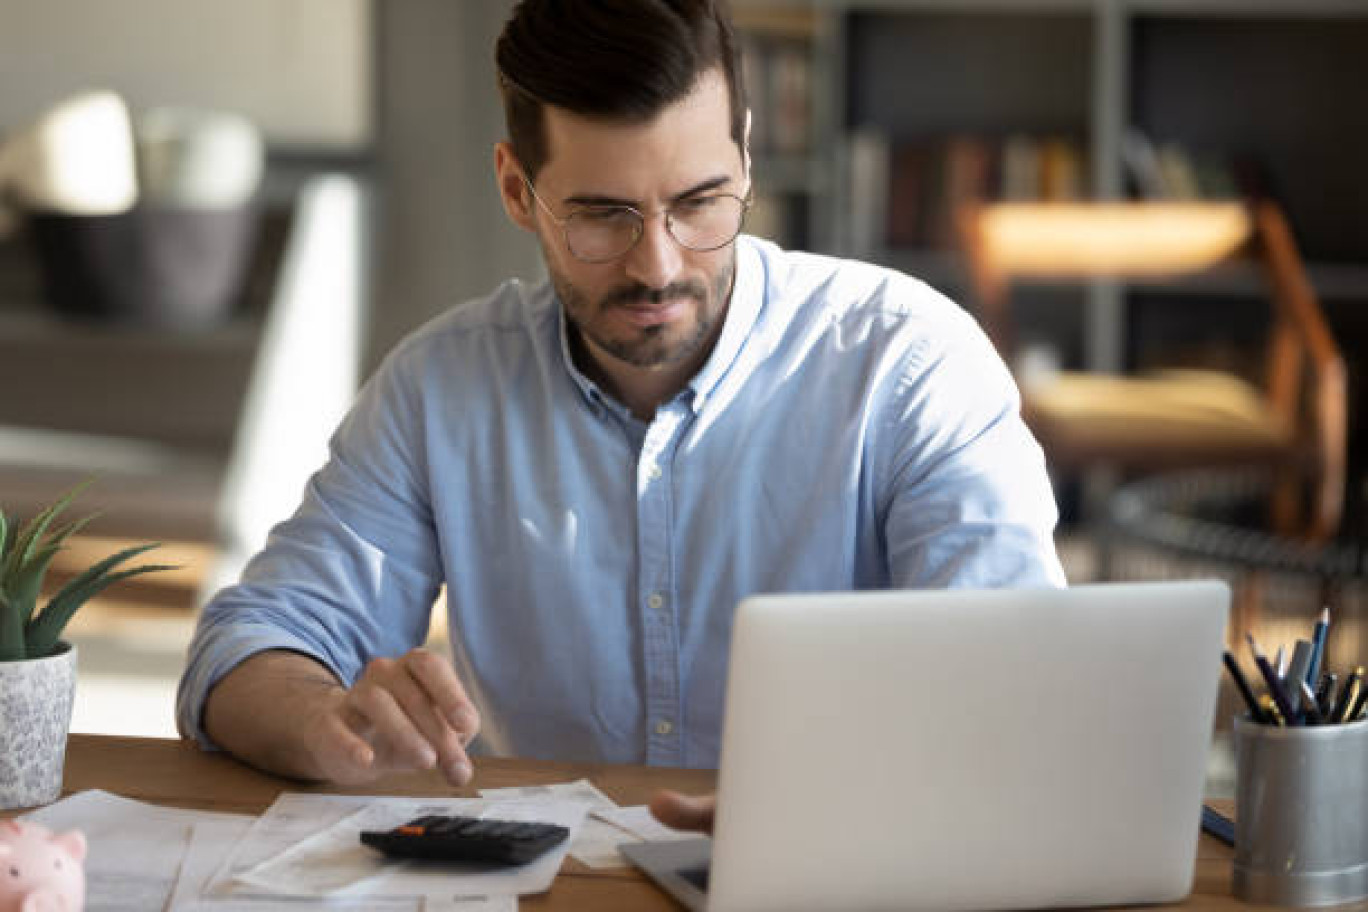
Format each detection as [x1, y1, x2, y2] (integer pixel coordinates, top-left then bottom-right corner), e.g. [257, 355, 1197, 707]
[1233, 716, 1368, 907]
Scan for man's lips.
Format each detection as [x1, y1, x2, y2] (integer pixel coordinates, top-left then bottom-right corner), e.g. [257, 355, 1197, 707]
[609, 297, 691, 327]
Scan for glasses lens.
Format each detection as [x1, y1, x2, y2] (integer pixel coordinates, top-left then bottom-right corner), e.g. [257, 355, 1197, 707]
[669, 195, 747, 251]
[565, 209, 642, 262]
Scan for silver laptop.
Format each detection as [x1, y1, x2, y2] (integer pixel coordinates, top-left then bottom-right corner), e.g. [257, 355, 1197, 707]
[623, 580, 1228, 912]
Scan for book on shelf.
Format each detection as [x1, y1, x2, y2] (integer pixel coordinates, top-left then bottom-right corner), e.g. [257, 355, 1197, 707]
[846, 128, 890, 257]
[846, 132, 1088, 256]
[739, 31, 813, 160]
[1122, 127, 1252, 203]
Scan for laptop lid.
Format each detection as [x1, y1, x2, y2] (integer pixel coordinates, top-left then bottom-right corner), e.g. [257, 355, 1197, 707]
[697, 580, 1228, 912]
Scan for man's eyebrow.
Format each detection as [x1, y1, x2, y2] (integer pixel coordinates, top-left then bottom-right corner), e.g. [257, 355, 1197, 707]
[563, 175, 735, 208]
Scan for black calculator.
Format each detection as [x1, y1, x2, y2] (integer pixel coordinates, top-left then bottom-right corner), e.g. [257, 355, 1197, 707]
[360, 814, 571, 866]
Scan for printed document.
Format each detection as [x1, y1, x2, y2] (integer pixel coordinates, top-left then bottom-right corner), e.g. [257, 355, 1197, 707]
[225, 794, 587, 898]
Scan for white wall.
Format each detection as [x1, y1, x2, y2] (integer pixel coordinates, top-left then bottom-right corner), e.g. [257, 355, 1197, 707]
[0, 0, 371, 147]
[370, 0, 542, 368]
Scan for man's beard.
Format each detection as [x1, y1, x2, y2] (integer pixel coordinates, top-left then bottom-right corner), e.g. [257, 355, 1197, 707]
[552, 251, 735, 369]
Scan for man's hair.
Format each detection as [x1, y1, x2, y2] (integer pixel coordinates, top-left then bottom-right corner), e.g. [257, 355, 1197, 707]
[496, 0, 747, 180]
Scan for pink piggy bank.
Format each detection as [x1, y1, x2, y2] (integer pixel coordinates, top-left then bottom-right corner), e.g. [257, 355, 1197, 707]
[0, 820, 86, 912]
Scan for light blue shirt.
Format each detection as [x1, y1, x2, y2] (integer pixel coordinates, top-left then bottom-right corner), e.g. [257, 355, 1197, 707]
[178, 235, 1065, 768]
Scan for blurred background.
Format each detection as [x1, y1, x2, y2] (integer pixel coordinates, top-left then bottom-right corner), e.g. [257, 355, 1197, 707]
[1, 1, 1365, 791]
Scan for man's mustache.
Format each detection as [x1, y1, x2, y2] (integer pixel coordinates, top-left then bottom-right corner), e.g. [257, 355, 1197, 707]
[604, 280, 707, 308]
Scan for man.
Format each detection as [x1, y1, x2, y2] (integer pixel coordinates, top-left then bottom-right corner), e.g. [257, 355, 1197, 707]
[177, 0, 1064, 805]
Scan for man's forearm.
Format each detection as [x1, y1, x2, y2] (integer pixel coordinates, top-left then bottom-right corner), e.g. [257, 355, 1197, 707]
[201, 650, 348, 781]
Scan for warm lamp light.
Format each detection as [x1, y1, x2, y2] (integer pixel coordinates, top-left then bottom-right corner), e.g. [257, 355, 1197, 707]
[979, 202, 1251, 276]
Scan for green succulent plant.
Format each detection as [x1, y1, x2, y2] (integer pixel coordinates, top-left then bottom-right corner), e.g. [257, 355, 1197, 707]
[0, 483, 175, 662]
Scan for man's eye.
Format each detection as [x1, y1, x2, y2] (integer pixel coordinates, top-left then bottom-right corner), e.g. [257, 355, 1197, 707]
[676, 196, 720, 214]
[577, 208, 633, 224]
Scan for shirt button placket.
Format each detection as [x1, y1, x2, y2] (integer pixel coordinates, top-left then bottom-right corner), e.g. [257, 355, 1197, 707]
[637, 408, 684, 765]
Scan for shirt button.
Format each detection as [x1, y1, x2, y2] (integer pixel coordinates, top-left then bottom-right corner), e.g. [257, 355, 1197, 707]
[647, 463, 662, 480]
[655, 719, 674, 736]
[647, 593, 664, 611]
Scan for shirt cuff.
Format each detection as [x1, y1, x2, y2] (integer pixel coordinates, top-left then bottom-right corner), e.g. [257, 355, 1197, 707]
[175, 624, 348, 751]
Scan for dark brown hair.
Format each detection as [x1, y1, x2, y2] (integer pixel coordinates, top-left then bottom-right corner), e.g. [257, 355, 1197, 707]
[496, 0, 747, 179]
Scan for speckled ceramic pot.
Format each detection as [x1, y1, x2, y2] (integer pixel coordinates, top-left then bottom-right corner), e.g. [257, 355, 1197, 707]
[0, 642, 77, 809]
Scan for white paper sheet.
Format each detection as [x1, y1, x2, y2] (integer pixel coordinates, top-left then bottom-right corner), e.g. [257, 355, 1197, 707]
[202, 792, 363, 898]
[170, 817, 450, 911]
[477, 779, 630, 868]
[423, 898, 517, 911]
[476, 779, 616, 812]
[228, 795, 586, 899]
[592, 805, 695, 843]
[22, 789, 245, 912]
[477, 780, 693, 868]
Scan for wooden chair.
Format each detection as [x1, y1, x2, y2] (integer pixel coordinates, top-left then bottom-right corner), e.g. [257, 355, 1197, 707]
[959, 200, 1347, 542]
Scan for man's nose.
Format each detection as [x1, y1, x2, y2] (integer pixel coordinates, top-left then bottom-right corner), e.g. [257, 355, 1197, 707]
[623, 212, 684, 290]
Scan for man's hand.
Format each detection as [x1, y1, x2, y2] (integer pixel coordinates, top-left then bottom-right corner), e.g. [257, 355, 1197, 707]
[309, 648, 481, 786]
[648, 790, 716, 834]
[203, 648, 480, 786]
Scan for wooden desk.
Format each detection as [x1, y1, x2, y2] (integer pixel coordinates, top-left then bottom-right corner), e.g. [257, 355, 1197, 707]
[39, 735, 1243, 910]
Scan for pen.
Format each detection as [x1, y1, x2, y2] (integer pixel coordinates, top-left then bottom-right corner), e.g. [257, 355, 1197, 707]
[1223, 650, 1268, 724]
[1307, 606, 1330, 687]
[1332, 666, 1363, 724]
[1247, 633, 1299, 725]
[1316, 673, 1337, 719]
[1299, 680, 1325, 725]
[1200, 805, 1235, 847]
[1273, 644, 1288, 679]
[1259, 693, 1285, 727]
[1285, 640, 1315, 715]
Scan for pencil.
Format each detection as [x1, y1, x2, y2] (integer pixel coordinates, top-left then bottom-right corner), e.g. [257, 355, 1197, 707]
[1332, 667, 1363, 724]
[1350, 687, 1367, 723]
[1247, 633, 1299, 725]
[1259, 694, 1285, 727]
[1223, 650, 1267, 724]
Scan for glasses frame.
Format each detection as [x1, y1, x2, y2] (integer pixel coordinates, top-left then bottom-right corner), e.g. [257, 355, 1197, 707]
[521, 175, 752, 264]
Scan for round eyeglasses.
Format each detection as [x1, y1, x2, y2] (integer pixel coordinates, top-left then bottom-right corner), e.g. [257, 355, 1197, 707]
[522, 176, 751, 264]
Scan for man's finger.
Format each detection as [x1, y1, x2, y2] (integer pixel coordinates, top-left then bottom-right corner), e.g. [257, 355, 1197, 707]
[347, 679, 439, 769]
[648, 790, 716, 835]
[311, 711, 378, 785]
[383, 655, 474, 784]
[404, 649, 481, 739]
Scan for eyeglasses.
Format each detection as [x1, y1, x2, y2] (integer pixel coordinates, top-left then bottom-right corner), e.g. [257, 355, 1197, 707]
[522, 176, 751, 263]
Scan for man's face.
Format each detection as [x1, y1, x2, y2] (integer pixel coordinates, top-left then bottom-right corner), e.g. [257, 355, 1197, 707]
[522, 69, 747, 375]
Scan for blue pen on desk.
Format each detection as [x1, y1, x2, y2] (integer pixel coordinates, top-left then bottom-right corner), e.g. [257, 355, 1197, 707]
[1247, 633, 1299, 725]
[1307, 606, 1331, 688]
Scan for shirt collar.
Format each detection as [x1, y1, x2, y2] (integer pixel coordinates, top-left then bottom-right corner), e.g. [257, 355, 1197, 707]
[686, 234, 763, 412]
[557, 305, 609, 415]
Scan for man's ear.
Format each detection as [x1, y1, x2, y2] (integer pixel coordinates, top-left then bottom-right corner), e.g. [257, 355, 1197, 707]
[494, 142, 536, 232]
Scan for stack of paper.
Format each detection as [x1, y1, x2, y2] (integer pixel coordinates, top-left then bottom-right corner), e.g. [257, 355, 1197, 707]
[23, 781, 692, 911]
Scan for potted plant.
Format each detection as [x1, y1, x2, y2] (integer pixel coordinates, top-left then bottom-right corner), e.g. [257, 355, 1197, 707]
[0, 485, 173, 809]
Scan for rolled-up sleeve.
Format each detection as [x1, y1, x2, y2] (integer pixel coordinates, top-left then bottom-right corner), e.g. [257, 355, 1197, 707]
[176, 344, 444, 748]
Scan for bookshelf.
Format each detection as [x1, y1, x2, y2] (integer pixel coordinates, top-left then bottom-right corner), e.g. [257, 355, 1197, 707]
[733, 0, 1368, 298]
[733, 0, 1368, 523]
